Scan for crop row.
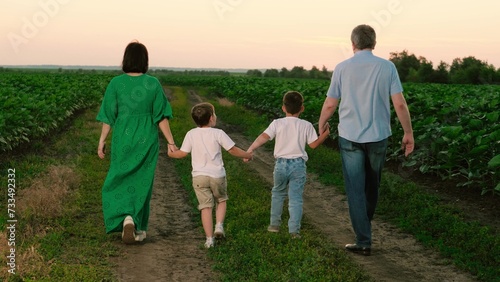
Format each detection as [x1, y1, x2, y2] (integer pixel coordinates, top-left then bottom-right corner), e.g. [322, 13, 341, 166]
[159, 75, 500, 194]
[0, 72, 114, 151]
[1, 72, 497, 194]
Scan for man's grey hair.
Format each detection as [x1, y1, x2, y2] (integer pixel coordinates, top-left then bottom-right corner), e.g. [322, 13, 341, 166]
[351, 24, 376, 50]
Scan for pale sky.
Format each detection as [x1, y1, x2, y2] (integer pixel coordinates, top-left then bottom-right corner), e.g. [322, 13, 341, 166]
[1, 0, 499, 70]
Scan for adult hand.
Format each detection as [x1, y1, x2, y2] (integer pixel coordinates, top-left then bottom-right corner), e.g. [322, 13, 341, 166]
[401, 133, 414, 157]
[243, 150, 253, 162]
[167, 144, 178, 153]
[98, 142, 106, 159]
[322, 123, 330, 136]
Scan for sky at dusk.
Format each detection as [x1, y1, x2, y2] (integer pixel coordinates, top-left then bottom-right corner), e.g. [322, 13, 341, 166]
[1, 0, 499, 70]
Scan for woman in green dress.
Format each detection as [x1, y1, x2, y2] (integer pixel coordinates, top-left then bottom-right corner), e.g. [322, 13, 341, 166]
[97, 41, 177, 244]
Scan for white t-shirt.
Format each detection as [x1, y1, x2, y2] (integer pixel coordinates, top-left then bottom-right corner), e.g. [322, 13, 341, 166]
[179, 127, 236, 178]
[264, 117, 318, 161]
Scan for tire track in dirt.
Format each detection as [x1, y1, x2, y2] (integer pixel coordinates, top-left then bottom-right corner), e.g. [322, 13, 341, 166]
[186, 89, 476, 282]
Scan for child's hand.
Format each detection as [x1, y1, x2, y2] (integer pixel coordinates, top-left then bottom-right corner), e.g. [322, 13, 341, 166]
[167, 147, 178, 157]
[243, 150, 253, 162]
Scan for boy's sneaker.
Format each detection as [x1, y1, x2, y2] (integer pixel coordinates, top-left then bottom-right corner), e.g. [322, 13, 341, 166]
[291, 233, 301, 239]
[204, 237, 215, 248]
[214, 223, 225, 238]
[135, 230, 147, 242]
[122, 216, 135, 244]
[267, 225, 279, 233]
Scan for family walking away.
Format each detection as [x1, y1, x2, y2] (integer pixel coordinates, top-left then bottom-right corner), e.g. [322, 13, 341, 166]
[246, 91, 330, 238]
[97, 41, 177, 244]
[168, 102, 253, 248]
[95, 25, 413, 256]
[318, 24, 414, 256]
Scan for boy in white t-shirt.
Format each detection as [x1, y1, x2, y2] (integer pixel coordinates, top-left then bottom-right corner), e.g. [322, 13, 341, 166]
[246, 91, 330, 238]
[168, 102, 252, 248]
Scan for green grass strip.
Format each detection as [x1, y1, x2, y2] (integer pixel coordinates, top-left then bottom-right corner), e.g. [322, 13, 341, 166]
[0, 108, 118, 281]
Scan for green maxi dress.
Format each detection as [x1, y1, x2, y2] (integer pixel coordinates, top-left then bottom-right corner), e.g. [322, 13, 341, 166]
[96, 74, 172, 233]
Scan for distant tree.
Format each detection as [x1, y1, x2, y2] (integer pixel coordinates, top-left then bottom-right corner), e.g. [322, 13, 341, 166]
[264, 68, 280, 78]
[290, 66, 307, 78]
[450, 56, 497, 84]
[321, 65, 331, 79]
[432, 61, 450, 84]
[389, 50, 420, 82]
[309, 65, 321, 79]
[406, 68, 419, 82]
[280, 67, 289, 78]
[246, 69, 262, 77]
[416, 57, 434, 83]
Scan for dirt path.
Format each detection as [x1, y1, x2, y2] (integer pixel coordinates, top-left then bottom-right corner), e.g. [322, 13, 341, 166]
[111, 142, 216, 281]
[112, 88, 477, 281]
[111, 89, 217, 282]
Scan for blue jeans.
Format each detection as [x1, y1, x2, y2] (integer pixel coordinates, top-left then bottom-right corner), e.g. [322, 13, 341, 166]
[339, 137, 388, 248]
[270, 158, 307, 234]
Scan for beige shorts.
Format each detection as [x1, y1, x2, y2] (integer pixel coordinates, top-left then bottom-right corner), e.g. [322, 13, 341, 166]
[192, 175, 228, 210]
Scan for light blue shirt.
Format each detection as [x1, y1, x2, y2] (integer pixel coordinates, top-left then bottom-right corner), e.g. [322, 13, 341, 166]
[326, 50, 403, 143]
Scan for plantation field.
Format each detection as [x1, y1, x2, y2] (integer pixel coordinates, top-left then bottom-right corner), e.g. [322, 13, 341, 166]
[1, 71, 499, 281]
[158, 74, 500, 194]
[0, 71, 115, 151]
[2, 71, 497, 194]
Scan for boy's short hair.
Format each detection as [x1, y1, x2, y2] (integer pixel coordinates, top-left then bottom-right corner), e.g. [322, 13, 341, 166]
[283, 91, 304, 114]
[191, 102, 214, 127]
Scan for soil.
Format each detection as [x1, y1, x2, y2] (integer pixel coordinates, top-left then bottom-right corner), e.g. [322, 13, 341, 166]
[111, 88, 496, 281]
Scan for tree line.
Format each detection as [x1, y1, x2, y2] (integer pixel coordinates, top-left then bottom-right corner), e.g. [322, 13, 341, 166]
[389, 50, 500, 84]
[246, 50, 500, 85]
[246, 65, 332, 80]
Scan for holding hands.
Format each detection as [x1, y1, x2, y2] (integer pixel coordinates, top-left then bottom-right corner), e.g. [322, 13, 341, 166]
[243, 150, 253, 163]
[167, 143, 178, 154]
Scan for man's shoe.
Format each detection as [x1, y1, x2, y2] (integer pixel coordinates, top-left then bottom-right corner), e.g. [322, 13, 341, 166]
[345, 244, 371, 256]
[290, 233, 301, 239]
[267, 225, 279, 233]
[122, 216, 135, 244]
[214, 223, 225, 239]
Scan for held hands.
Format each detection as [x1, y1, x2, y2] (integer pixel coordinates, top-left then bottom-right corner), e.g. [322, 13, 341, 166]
[321, 123, 330, 137]
[243, 150, 253, 162]
[167, 143, 179, 156]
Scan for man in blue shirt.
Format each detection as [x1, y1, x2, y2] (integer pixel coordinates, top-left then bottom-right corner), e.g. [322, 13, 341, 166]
[318, 24, 414, 256]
